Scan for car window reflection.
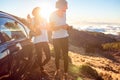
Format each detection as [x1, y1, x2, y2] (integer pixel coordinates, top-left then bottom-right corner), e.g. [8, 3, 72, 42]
[0, 18, 26, 43]
[4, 21, 25, 39]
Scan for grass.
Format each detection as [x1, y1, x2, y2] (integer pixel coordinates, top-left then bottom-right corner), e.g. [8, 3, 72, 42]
[68, 63, 103, 80]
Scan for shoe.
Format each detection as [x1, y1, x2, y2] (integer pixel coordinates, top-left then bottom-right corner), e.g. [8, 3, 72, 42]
[54, 69, 61, 80]
[41, 70, 49, 75]
[62, 73, 68, 80]
[41, 70, 50, 80]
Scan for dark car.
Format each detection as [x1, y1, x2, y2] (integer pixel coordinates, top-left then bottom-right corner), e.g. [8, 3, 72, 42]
[0, 11, 36, 80]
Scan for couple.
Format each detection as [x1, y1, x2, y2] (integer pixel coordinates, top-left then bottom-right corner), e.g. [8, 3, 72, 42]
[27, 0, 71, 79]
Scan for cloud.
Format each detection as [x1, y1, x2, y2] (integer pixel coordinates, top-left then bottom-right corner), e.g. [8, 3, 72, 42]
[73, 25, 120, 35]
[84, 21, 120, 26]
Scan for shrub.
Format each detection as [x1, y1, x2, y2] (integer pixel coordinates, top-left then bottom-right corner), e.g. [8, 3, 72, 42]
[79, 65, 103, 80]
[102, 42, 120, 51]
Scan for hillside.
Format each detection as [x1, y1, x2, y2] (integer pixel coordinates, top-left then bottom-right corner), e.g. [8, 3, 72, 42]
[22, 43, 120, 80]
[25, 44, 120, 80]
[45, 44, 120, 80]
[46, 29, 120, 80]
[69, 29, 116, 53]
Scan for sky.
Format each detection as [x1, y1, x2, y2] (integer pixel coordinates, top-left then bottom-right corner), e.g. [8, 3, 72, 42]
[0, 0, 120, 34]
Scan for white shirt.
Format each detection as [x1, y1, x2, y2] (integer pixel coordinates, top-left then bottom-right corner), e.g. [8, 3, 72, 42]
[50, 12, 69, 39]
[32, 18, 49, 44]
[33, 30, 49, 44]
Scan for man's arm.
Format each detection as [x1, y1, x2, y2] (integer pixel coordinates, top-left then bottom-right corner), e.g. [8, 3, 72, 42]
[49, 22, 72, 31]
[49, 22, 61, 31]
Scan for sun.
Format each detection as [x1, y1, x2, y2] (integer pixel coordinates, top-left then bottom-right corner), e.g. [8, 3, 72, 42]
[40, 3, 54, 21]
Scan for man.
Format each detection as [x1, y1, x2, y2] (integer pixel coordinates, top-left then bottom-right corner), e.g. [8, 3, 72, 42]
[49, 0, 71, 79]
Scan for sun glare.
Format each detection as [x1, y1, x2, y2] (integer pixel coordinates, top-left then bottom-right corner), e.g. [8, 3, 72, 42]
[40, 3, 54, 21]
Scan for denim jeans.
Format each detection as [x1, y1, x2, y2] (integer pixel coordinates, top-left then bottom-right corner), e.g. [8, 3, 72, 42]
[53, 37, 68, 73]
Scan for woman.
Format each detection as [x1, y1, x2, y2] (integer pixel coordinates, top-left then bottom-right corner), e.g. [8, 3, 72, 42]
[28, 7, 51, 77]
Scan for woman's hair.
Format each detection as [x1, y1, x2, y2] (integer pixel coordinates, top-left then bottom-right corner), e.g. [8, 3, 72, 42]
[56, 0, 67, 9]
[32, 7, 40, 16]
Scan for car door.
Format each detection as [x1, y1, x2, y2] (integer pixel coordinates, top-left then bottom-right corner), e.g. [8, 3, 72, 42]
[0, 34, 10, 79]
[0, 17, 36, 79]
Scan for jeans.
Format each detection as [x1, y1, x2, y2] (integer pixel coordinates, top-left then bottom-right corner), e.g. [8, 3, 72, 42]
[53, 37, 68, 73]
[35, 42, 51, 70]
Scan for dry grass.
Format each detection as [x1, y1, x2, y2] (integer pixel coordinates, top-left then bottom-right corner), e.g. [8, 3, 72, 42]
[17, 44, 120, 80]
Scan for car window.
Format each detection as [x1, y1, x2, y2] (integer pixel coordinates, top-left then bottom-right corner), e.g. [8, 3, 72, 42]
[0, 32, 6, 44]
[0, 17, 27, 43]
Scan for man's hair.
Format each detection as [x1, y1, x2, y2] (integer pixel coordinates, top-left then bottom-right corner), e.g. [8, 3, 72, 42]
[56, 0, 67, 9]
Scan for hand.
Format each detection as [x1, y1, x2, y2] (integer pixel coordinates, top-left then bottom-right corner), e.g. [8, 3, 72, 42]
[62, 24, 73, 30]
[67, 26, 73, 30]
[62, 24, 69, 30]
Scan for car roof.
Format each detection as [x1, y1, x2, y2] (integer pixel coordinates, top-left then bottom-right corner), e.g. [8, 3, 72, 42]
[0, 11, 20, 21]
[0, 11, 26, 25]
[0, 11, 30, 35]
[0, 11, 27, 27]
[0, 11, 13, 17]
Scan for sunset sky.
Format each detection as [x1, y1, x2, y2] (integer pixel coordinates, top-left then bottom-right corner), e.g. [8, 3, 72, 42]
[0, 0, 120, 29]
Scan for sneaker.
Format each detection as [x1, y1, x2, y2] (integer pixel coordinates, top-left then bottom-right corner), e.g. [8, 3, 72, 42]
[41, 70, 50, 80]
[62, 73, 68, 80]
[41, 70, 49, 75]
[54, 69, 61, 80]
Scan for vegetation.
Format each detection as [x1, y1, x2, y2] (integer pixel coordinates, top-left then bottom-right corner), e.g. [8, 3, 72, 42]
[102, 41, 120, 51]
[68, 64, 103, 80]
[69, 29, 116, 53]
[79, 65, 103, 80]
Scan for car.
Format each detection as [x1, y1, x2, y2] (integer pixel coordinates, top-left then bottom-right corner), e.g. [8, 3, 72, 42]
[0, 11, 36, 80]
